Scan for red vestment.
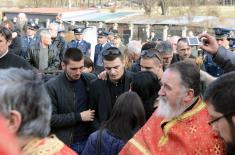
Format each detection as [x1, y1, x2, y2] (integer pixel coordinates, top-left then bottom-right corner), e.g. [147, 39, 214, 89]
[22, 134, 77, 155]
[120, 99, 225, 155]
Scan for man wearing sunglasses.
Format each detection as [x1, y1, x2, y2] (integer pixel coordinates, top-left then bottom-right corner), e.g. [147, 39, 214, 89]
[89, 47, 134, 131]
[204, 72, 235, 154]
[140, 48, 164, 79]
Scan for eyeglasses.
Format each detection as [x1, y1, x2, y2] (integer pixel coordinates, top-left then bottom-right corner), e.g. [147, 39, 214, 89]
[141, 50, 162, 62]
[208, 112, 235, 125]
[102, 48, 121, 56]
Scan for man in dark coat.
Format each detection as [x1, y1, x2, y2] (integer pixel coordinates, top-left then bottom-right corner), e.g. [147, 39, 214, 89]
[0, 26, 32, 69]
[90, 47, 134, 131]
[45, 48, 96, 154]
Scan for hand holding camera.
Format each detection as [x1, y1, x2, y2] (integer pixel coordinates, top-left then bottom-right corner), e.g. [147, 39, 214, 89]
[198, 33, 219, 55]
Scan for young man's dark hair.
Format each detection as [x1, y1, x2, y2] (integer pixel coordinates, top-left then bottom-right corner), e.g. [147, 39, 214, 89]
[0, 26, 12, 41]
[63, 48, 83, 64]
[84, 56, 94, 69]
[141, 42, 157, 51]
[204, 71, 235, 115]
[102, 47, 123, 61]
[177, 37, 188, 45]
[204, 71, 235, 154]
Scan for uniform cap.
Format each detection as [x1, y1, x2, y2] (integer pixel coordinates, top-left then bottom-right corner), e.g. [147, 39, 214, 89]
[213, 27, 231, 39]
[27, 21, 39, 30]
[97, 30, 109, 37]
[73, 27, 84, 34]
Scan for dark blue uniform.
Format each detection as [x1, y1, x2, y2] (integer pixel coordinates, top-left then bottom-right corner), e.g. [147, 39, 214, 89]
[204, 54, 224, 77]
[67, 40, 91, 56]
[20, 35, 38, 58]
[94, 42, 112, 68]
[20, 21, 39, 59]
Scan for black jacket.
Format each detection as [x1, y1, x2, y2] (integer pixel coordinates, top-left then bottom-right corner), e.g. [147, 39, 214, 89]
[89, 71, 134, 131]
[0, 52, 33, 69]
[45, 72, 96, 145]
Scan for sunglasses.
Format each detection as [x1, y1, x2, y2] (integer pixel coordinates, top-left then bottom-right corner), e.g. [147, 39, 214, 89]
[102, 48, 121, 56]
[141, 50, 162, 62]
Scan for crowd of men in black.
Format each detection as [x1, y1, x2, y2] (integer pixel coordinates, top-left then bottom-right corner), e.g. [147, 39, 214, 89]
[0, 12, 235, 155]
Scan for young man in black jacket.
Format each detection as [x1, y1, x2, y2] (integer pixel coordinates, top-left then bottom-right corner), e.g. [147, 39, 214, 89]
[46, 48, 96, 154]
[90, 47, 134, 131]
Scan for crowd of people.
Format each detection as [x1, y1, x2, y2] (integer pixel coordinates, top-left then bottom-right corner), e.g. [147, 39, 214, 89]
[0, 12, 235, 155]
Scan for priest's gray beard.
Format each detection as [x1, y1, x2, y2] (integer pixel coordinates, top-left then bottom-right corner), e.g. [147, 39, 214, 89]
[156, 90, 187, 120]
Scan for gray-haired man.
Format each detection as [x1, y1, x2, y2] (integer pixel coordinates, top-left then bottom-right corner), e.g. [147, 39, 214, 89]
[0, 68, 76, 154]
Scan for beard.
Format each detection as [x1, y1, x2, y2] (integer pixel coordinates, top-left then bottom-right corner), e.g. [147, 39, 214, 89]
[156, 88, 189, 120]
[156, 96, 185, 120]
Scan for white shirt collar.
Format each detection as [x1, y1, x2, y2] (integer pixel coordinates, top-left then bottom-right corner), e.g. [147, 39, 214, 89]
[0, 50, 8, 59]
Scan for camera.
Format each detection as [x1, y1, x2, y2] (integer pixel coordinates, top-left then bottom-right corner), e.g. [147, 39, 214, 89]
[186, 37, 202, 46]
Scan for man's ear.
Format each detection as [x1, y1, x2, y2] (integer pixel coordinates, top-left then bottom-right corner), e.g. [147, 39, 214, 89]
[232, 115, 235, 125]
[6, 110, 22, 134]
[61, 62, 66, 70]
[183, 89, 195, 104]
[7, 40, 12, 46]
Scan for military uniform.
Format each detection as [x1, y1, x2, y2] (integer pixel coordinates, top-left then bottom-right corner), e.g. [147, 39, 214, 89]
[94, 30, 112, 73]
[20, 22, 39, 59]
[204, 27, 231, 77]
[67, 27, 91, 56]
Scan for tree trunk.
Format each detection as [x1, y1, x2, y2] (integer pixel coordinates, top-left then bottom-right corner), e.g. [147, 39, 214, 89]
[159, 0, 166, 15]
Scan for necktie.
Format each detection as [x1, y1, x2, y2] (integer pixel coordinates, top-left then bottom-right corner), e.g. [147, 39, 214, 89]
[76, 40, 80, 48]
[100, 45, 103, 51]
[28, 37, 32, 44]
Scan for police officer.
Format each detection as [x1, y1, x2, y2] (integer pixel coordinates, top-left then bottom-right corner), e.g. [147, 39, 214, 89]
[213, 27, 231, 49]
[94, 30, 112, 74]
[67, 27, 91, 56]
[20, 21, 39, 59]
[204, 27, 231, 77]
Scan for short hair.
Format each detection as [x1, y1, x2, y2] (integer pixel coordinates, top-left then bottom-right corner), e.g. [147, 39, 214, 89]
[0, 68, 51, 138]
[141, 48, 163, 65]
[204, 71, 235, 114]
[1, 20, 15, 32]
[127, 40, 142, 55]
[177, 37, 189, 45]
[103, 91, 145, 142]
[141, 42, 157, 51]
[0, 26, 12, 41]
[168, 60, 200, 96]
[84, 56, 94, 69]
[39, 29, 51, 40]
[102, 46, 123, 61]
[131, 71, 160, 119]
[63, 48, 83, 64]
[155, 41, 173, 54]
